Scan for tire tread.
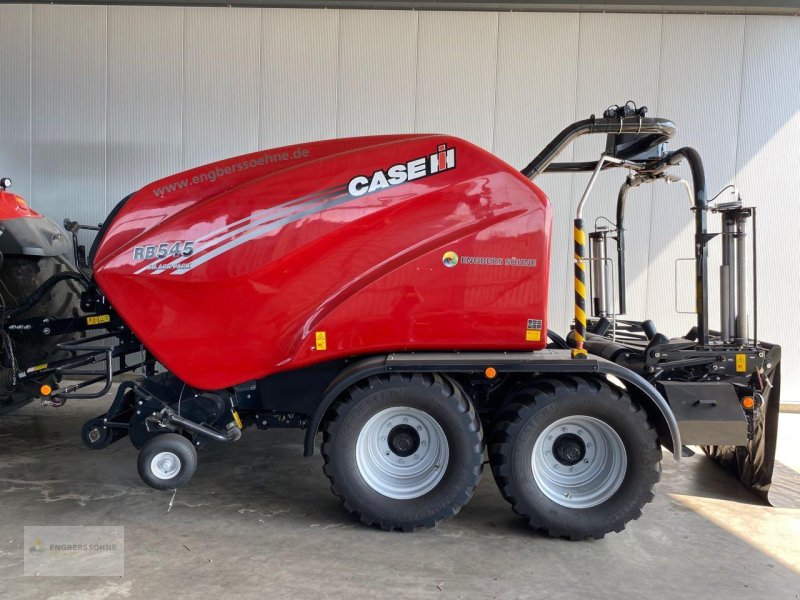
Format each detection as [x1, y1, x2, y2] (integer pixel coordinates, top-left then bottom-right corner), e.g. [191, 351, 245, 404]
[490, 376, 661, 540]
[321, 373, 483, 531]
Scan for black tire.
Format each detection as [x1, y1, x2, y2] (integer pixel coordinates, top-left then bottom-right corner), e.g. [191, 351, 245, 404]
[321, 373, 484, 531]
[489, 376, 661, 540]
[137, 433, 198, 491]
[0, 255, 82, 412]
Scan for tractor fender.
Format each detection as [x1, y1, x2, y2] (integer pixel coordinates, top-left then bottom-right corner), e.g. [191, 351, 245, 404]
[303, 353, 682, 461]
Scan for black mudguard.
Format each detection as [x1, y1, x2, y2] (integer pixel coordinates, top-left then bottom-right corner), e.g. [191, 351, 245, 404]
[0, 215, 71, 257]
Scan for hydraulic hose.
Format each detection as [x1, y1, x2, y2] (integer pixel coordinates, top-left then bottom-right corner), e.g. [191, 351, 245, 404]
[5, 271, 88, 320]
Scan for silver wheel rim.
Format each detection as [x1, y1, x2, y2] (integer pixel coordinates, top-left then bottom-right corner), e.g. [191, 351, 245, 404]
[531, 415, 627, 509]
[355, 406, 449, 500]
[151, 451, 182, 480]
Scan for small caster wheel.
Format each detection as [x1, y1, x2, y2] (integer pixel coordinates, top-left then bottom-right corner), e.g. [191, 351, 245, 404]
[81, 418, 113, 450]
[137, 433, 198, 490]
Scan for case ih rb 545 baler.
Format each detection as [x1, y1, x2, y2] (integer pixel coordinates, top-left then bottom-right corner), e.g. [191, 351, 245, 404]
[0, 104, 781, 539]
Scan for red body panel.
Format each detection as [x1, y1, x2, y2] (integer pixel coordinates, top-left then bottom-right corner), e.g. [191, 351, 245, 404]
[0, 191, 42, 220]
[93, 135, 552, 390]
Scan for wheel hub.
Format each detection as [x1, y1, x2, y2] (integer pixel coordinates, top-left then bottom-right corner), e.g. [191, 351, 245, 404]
[151, 451, 182, 480]
[552, 433, 586, 466]
[531, 415, 627, 509]
[387, 424, 420, 457]
[356, 406, 450, 500]
[87, 427, 103, 444]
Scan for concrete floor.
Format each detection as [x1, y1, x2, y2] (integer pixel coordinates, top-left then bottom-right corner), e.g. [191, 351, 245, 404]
[1, 396, 799, 600]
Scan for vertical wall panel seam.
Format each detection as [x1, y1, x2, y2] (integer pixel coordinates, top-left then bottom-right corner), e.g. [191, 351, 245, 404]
[568, 12, 582, 191]
[565, 11, 583, 323]
[412, 10, 421, 132]
[648, 12, 670, 319]
[413, 10, 418, 131]
[258, 9, 264, 146]
[180, 8, 186, 170]
[489, 12, 501, 154]
[1, 14, 4, 179]
[28, 6, 33, 205]
[733, 15, 749, 179]
[0, 13, 3, 166]
[644, 12, 666, 319]
[333, 9, 340, 139]
[570, 12, 581, 151]
[335, 10, 343, 137]
[104, 6, 109, 215]
[334, 9, 340, 138]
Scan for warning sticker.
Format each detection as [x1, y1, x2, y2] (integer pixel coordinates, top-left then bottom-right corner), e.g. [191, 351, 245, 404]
[735, 353, 747, 373]
[87, 314, 111, 326]
[525, 330, 541, 342]
[315, 331, 327, 351]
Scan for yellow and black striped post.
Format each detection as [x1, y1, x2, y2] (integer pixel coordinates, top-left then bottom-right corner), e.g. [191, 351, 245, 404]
[572, 218, 589, 359]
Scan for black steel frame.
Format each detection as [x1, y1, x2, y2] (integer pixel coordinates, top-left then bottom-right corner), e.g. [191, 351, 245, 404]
[10, 316, 152, 401]
[520, 112, 715, 346]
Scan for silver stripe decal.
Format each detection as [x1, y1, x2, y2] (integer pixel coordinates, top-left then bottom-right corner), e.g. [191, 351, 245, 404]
[172, 190, 354, 276]
[149, 196, 329, 274]
[135, 187, 344, 274]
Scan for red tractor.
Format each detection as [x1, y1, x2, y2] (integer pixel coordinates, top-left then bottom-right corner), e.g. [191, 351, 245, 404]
[0, 104, 781, 539]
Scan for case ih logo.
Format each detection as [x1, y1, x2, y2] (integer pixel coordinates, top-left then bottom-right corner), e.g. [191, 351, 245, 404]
[347, 144, 456, 197]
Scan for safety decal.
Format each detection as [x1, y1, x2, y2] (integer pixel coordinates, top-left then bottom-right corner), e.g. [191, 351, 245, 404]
[315, 331, 327, 351]
[86, 315, 111, 326]
[525, 330, 541, 342]
[526, 318, 543, 342]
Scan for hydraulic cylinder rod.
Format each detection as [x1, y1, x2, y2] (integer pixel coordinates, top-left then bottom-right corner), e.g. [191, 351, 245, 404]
[735, 217, 749, 344]
[590, 230, 613, 317]
[720, 214, 736, 343]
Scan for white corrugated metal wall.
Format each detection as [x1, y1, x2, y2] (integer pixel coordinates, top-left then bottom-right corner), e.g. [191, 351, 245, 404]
[0, 6, 798, 392]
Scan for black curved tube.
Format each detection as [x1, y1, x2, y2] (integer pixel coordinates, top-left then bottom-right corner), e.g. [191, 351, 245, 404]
[613, 147, 710, 344]
[521, 117, 676, 179]
[615, 182, 632, 316]
[547, 329, 570, 350]
[672, 147, 710, 345]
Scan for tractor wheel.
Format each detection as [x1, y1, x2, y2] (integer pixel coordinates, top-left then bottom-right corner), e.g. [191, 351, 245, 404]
[0, 255, 83, 413]
[137, 433, 198, 490]
[322, 373, 483, 531]
[489, 376, 661, 540]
